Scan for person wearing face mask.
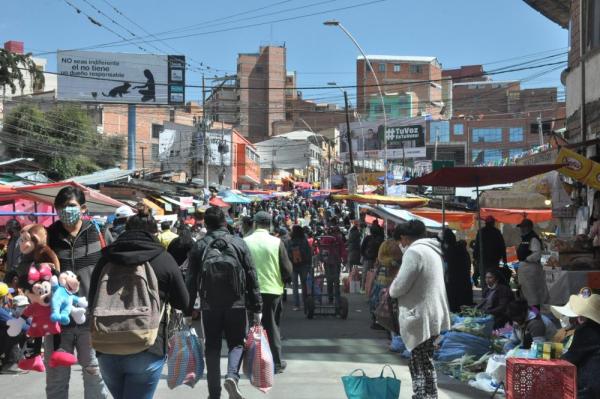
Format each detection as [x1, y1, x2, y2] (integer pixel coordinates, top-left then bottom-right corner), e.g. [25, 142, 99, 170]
[477, 270, 514, 329]
[515, 218, 549, 311]
[45, 186, 108, 399]
[389, 220, 451, 399]
[551, 293, 600, 399]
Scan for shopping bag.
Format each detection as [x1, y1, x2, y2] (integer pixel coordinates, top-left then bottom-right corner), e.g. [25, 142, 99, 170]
[243, 325, 274, 393]
[167, 324, 205, 389]
[342, 365, 401, 399]
[374, 289, 400, 334]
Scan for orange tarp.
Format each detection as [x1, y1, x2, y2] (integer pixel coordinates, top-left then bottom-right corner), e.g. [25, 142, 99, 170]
[480, 208, 553, 224]
[411, 210, 475, 230]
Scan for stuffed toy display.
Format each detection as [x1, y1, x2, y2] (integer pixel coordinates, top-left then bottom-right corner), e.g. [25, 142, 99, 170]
[19, 224, 61, 272]
[7, 265, 77, 372]
[51, 271, 88, 325]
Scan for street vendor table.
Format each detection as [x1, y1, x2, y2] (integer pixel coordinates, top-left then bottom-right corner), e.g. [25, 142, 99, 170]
[545, 268, 600, 305]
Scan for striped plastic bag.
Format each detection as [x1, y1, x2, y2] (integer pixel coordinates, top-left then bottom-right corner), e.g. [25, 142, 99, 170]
[243, 325, 274, 393]
[167, 325, 204, 389]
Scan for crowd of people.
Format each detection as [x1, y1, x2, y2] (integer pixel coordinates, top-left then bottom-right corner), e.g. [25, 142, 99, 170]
[0, 188, 599, 399]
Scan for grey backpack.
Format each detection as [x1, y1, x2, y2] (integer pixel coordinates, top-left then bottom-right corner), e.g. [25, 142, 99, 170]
[90, 261, 163, 355]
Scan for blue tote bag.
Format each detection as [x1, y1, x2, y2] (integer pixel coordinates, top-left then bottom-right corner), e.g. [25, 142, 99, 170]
[342, 365, 401, 399]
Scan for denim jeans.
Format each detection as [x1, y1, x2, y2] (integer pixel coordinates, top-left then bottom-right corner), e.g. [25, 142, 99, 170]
[44, 325, 108, 399]
[292, 266, 309, 307]
[97, 351, 165, 399]
[203, 308, 247, 399]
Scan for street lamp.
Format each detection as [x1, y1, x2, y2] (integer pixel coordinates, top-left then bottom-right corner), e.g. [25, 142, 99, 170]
[324, 19, 388, 194]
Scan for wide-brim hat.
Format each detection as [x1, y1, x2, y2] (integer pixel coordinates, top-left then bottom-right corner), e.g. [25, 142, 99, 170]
[551, 294, 600, 324]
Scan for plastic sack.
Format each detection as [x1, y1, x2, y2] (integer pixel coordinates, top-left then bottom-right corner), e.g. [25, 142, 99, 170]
[468, 372, 504, 395]
[167, 325, 205, 389]
[485, 354, 506, 385]
[243, 325, 274, 393]
[342, 365, 401, 399]
[450, 314, 494, 337]
[435, 331, 491, 362]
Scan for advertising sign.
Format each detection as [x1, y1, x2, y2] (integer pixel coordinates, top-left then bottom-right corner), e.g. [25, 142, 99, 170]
[382, 125, 425, 148]
[432, 160, 455, 196]
[57, 50, 185, 105]
[205, 131, 232, 166]
[556, 147, 600, 190]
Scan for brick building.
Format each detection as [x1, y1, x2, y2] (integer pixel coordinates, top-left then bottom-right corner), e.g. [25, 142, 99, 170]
[356, 55, 445, 120]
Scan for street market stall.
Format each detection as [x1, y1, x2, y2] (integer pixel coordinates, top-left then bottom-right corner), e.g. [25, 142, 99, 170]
[363, 205, 443, 233]
[332, 193, 429, 208]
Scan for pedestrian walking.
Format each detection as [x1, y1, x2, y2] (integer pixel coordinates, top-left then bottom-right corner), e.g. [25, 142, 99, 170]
[515, 218, 549, 310]
[360, 223, 384, 290]
[104, 205, 135, 245]
[287, 225, 312, 311]
[167, 225, 195, 267]
[389, 220, 451, 399]
[88, 207, 189, 399]
[441, 229, 473, 313]
[187, 206, 263, 399]
[244, 211, 293, 374]
[157, 221, 178, 249]
[45, 186, 109, 399]
[472, 216, 507, 286]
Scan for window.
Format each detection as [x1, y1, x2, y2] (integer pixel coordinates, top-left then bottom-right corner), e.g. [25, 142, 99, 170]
[429, 121, 450, 143]
[393, 64, 401, 72]
[588, 0, 600, 50]
[472, 128, 502, 143]
[409, 64, 422, 74]
[509, 127, 523, 142]
[509, 148, 523, 158]
[530, 122, 551, 134]
[151, 144, 159, 161]
[151, 124, 162, 139]
[255, 65, 264, 74]
[378, 63, 386, 73]
[472, 149, 502, 164]
[453, 123, 464, 135]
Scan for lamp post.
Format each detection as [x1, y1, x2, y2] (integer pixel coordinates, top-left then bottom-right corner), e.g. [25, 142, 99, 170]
[324, 19, 388, 195]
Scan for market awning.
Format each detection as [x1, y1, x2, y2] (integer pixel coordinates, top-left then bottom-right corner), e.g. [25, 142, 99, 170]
[218, 190, 251, 204]
[364, 205, 443, 232]
[161, 196, 183, 207]
[480, 208, 553, 224]
[332, 194, 429, 208]
[209, 196, 230, 208]
[16, 182, 123, 214]
[240, 175, 260, 185]
[294, 182, 312, 189]
[411, 209, 476, 230]
[142, 198, 165, 216]
[404, 164, 564, 187]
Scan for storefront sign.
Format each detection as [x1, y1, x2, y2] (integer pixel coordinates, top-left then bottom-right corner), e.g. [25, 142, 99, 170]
[556, 147, 600, 190]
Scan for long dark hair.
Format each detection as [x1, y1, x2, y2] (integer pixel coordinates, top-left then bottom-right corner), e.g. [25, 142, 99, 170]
[441, 228, 457, 259]
[290, 224, 305, 240]
[177, 226, 194, 248]
[125, 206, 157, 234]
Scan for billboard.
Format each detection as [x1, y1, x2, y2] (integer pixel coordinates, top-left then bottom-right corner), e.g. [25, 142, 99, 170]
[339, 117, 426, 160]
[57, 50, 185, 105]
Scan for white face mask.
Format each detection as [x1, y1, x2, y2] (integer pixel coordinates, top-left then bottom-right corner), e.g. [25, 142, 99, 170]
[559, 316, 571, 329]
[399, 244, 407, 254]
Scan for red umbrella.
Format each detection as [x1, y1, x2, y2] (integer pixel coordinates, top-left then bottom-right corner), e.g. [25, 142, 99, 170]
[209, 196, 230, 208]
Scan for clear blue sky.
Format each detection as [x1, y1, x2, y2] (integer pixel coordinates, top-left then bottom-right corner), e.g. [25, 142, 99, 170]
[3, 0, 568, 105]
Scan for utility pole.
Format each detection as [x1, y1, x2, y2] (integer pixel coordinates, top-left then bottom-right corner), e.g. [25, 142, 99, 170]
[328, 140, 332, 190]
[140, 145, 146, 178]
[343, 91, 355, 174]
[537, 114, 544, 146]
[202, 74, 210, 188]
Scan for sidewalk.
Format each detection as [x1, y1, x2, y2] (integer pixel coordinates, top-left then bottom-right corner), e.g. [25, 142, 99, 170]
[0, 292, 484, 398]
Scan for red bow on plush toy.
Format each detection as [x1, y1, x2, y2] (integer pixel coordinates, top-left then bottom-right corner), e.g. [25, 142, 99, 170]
[27, 263, 53, 285]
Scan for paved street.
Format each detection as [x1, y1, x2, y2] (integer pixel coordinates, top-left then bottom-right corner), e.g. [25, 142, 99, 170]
[0, 292, 483, 398]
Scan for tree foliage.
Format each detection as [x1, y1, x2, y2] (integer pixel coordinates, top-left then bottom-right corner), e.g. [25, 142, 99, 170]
[2, 104, 125, 180]
[0, 49, 45, 95]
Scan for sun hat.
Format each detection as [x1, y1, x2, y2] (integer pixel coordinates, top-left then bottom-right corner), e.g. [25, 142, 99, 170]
[551, 293, 600, 324]
[115, 205, 136, 220]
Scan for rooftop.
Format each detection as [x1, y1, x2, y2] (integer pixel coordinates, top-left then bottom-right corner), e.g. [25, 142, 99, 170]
[358, 55, 438, 63]
[453, 80, 520, 87]
[522, 0, 570, 29]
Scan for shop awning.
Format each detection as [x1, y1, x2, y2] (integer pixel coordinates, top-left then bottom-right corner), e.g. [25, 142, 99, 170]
[404, 164, 564, 187]
[161, 196, 183, 207]
[364, 205, 443, 232]
[209, 196, 230, 208]
[16, 182, 123, 214]
[152, 197, 173, 212]
[240, 175, 260, 185]
[332, 194, 429, 208]
[411, 209, 476, 230]
[294, 182, 312, 189]
[218, 190, 251, 204]
[142, 198, 164, 216]
[480, 208, 553, 224]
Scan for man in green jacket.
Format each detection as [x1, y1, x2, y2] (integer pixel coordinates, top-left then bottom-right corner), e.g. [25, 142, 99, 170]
[244, 211, 293, 374]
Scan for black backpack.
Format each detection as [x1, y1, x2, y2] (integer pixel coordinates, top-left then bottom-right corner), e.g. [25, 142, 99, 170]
[199, 235, 245, 307]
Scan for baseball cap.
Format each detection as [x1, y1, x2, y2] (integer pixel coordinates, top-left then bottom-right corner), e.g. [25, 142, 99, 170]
[115, 205, 136, 220]
[517, 218, 534, 229]
[254, 211, 271, 225]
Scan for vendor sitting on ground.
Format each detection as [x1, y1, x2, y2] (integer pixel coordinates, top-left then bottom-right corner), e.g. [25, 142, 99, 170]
[551, 293, 600, 399]
[504, 299, 556, 351]
[477, 269, 514, 329]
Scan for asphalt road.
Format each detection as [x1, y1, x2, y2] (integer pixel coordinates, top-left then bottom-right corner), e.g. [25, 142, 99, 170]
[0, 292, 484, 398]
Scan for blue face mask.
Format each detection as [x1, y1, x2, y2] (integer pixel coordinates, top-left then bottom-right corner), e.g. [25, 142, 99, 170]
[59, 206, 81, 227]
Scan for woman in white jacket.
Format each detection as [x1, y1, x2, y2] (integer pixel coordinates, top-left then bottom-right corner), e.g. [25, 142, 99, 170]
[389, 220, 451, 399]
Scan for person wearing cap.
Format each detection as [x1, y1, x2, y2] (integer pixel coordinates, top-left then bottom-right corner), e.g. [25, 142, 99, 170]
[516, 218, 549, 310]
[389, 220, 451, 399]
[244, 211, 293, 374]
[473, 215, 507, 286]
[104, 205, 136, 245]
[551, 294, 600, 398]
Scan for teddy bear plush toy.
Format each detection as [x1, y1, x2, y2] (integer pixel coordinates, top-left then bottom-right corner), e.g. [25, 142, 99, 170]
[51, 271, 88, 325]
[7, 264, 77, 372]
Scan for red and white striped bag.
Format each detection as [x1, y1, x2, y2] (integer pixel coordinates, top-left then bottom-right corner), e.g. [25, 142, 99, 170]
[243, 325, 274, 393]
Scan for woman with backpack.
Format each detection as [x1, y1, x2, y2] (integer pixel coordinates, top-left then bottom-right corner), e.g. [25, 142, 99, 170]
[87, 207, 189, 399]
[287, 225, 312, 311]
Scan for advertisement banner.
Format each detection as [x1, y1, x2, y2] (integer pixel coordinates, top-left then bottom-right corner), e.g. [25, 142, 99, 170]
[381, 125, 425, 149]
[556, 147, 595, 183]
[57, 50, 185, 105]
